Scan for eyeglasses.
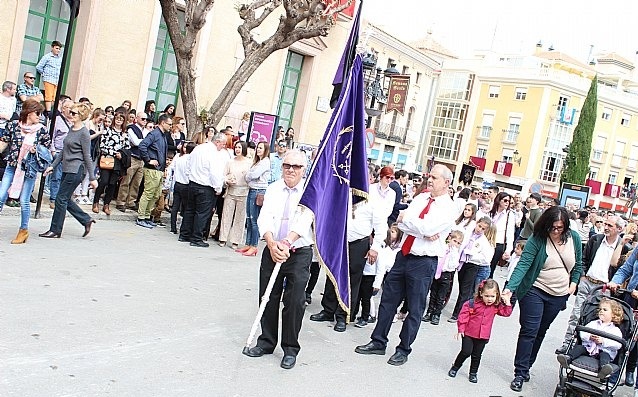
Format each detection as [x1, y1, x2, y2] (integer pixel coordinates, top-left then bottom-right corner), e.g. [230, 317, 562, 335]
[551, 226, 564, 231]
[25, 76, 35, 80]
[282, 163, 303, 171]
[501, 198, 510, 202]
[596, 221, 603, 224]
[69, 111, 79, 116]
[140, 117, 147, 121]
[383, 175, 395, 180]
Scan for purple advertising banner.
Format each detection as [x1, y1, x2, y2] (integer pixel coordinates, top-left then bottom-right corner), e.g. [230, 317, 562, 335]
[248, 112, 278, 146]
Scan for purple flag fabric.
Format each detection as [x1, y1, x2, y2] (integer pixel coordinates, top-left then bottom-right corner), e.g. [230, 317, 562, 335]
[330, 1, 362, 108]
[299, 5, 368, 316]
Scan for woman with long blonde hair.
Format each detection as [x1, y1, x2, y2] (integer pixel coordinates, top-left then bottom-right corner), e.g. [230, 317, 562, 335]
[40, 102, 98, 239]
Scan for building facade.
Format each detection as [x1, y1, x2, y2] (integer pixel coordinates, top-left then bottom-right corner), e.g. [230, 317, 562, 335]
[423, 45, 638, 214]
[1, 0, 358, 146]
[357, 23, 441, 172]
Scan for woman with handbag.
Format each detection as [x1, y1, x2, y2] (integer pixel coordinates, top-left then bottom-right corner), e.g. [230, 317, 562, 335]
[503, 206, 582, 392]
[0, 99, 51, 244]
[40, 102, 98, 239]
[238, 141, 270, 256]
[93, 113, 129, 215]
[488, 192, 515, 278]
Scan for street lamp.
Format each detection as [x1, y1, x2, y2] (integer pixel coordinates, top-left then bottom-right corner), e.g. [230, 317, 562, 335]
[361, 52, 399, 128]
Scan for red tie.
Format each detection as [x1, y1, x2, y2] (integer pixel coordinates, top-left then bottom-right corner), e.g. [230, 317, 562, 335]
[401, 197, 434, 256]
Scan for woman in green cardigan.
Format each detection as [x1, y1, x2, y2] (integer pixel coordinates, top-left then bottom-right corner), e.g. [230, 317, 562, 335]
[503, 206, 582, 392]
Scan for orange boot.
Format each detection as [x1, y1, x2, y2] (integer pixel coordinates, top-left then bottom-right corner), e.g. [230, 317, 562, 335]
[11, 228, 29, 244]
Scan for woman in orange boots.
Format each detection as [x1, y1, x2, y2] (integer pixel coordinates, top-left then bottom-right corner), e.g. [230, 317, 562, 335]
[0, 99, 51, 244]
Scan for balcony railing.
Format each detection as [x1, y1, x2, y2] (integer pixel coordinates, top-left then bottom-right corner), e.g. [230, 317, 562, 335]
[376, 122, 408, 144]
[501, 128, 519, 144]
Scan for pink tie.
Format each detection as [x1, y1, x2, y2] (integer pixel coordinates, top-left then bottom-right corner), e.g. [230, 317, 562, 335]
[278, 187, 295, 240]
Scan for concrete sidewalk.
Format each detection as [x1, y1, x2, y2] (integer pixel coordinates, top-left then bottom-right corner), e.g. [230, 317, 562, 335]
[0, 218, 635, 397]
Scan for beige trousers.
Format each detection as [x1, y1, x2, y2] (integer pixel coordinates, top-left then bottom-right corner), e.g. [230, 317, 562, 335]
[219, 194, 247, 245]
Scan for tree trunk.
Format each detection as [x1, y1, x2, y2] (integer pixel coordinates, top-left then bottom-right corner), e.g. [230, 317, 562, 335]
[174, 55, 201, 138]
[207, 48, 273, 127]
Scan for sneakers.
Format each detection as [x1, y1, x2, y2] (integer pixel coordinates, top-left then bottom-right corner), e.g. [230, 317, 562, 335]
[147, 220, 157, 227]
[154, 221, 166, 228]
[448, 316, 458, 323]
[599, 364, 614, 379]
[368, 316, 376, 324]
[136, 219, 154, 228]
[430, 314, 440, 325]
[510, 376, 524, 392]
[422, 312, 432, 322]
[448, 367, 458, 378]
[468, 373, 478, 383]
[354, 318, 368, 328]
[556, 354, 571, 369]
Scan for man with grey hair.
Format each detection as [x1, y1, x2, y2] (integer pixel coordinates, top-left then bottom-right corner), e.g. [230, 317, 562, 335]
[178, 132, 228, 247]
[0, 81, 17, 135]
[355, 164, 457, 366]
[557, 215, 626, 355]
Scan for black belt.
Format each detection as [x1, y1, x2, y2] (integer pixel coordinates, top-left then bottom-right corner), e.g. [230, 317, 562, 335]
[405, 253, 437, 259]
[349, 236, 370, 244]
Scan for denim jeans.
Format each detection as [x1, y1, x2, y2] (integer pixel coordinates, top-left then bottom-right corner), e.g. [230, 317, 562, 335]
[514, 286, 568, 378]
[49, 165, 92, 234]
[49, 158, 63, 201]
[245, 188, 265, 246]
[0, 165, 36, 229]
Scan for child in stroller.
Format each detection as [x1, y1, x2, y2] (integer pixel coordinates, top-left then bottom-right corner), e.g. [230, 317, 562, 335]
[554, 285, 636, 397]
[557, 298, 623, 379]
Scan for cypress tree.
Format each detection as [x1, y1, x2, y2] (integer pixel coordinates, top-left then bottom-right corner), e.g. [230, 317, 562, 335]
[561, 75, 598, 185]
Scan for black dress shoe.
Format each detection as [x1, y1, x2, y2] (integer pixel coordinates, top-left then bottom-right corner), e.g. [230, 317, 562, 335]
[469, 373, 478, 383]
[39, 230, 61, 238]
[387, 351, 408, 366]
[82, 219, 96, 237]
[430, 314, 440, 325]
[178, 236, 189, 242]
[243, 346, 271, 358]
[448, 367, 458, 377]
[190, 241, 210, 248]
[510, 376, 524, 392]
[334, 321, 346, 332]
[354, 342, 386, 355]
[280, 355, 296, 369]
[309, 311, 334, 322]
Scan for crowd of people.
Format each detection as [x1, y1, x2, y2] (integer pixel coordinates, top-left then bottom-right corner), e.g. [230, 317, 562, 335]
[5, 42, 638, 396]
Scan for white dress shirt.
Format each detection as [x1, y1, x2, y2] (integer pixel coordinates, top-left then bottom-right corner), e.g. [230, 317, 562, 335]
[187, 142, 225, 191]
[587, 236, 620, 282]
[492, 209, 515, 252]
[398, 192, 457, 257]
[127, 123, 147, 147]
[347, 183, 395, 251]
[170, 153, 190, 185]
[257, 179, 314, 249]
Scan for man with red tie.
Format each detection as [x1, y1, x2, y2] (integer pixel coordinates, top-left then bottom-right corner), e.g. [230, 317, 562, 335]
[355, 164, 457, 366]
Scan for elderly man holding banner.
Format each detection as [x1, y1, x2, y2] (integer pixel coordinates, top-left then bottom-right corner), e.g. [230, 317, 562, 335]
[242, 150, 313, 370]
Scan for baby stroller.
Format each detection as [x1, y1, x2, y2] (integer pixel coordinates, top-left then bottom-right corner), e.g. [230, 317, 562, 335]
[554, 285, 638, 397]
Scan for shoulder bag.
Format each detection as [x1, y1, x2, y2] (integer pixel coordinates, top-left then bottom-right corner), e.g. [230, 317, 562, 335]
[99, 156, 115, 170]
[497, 211, 511, 267]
